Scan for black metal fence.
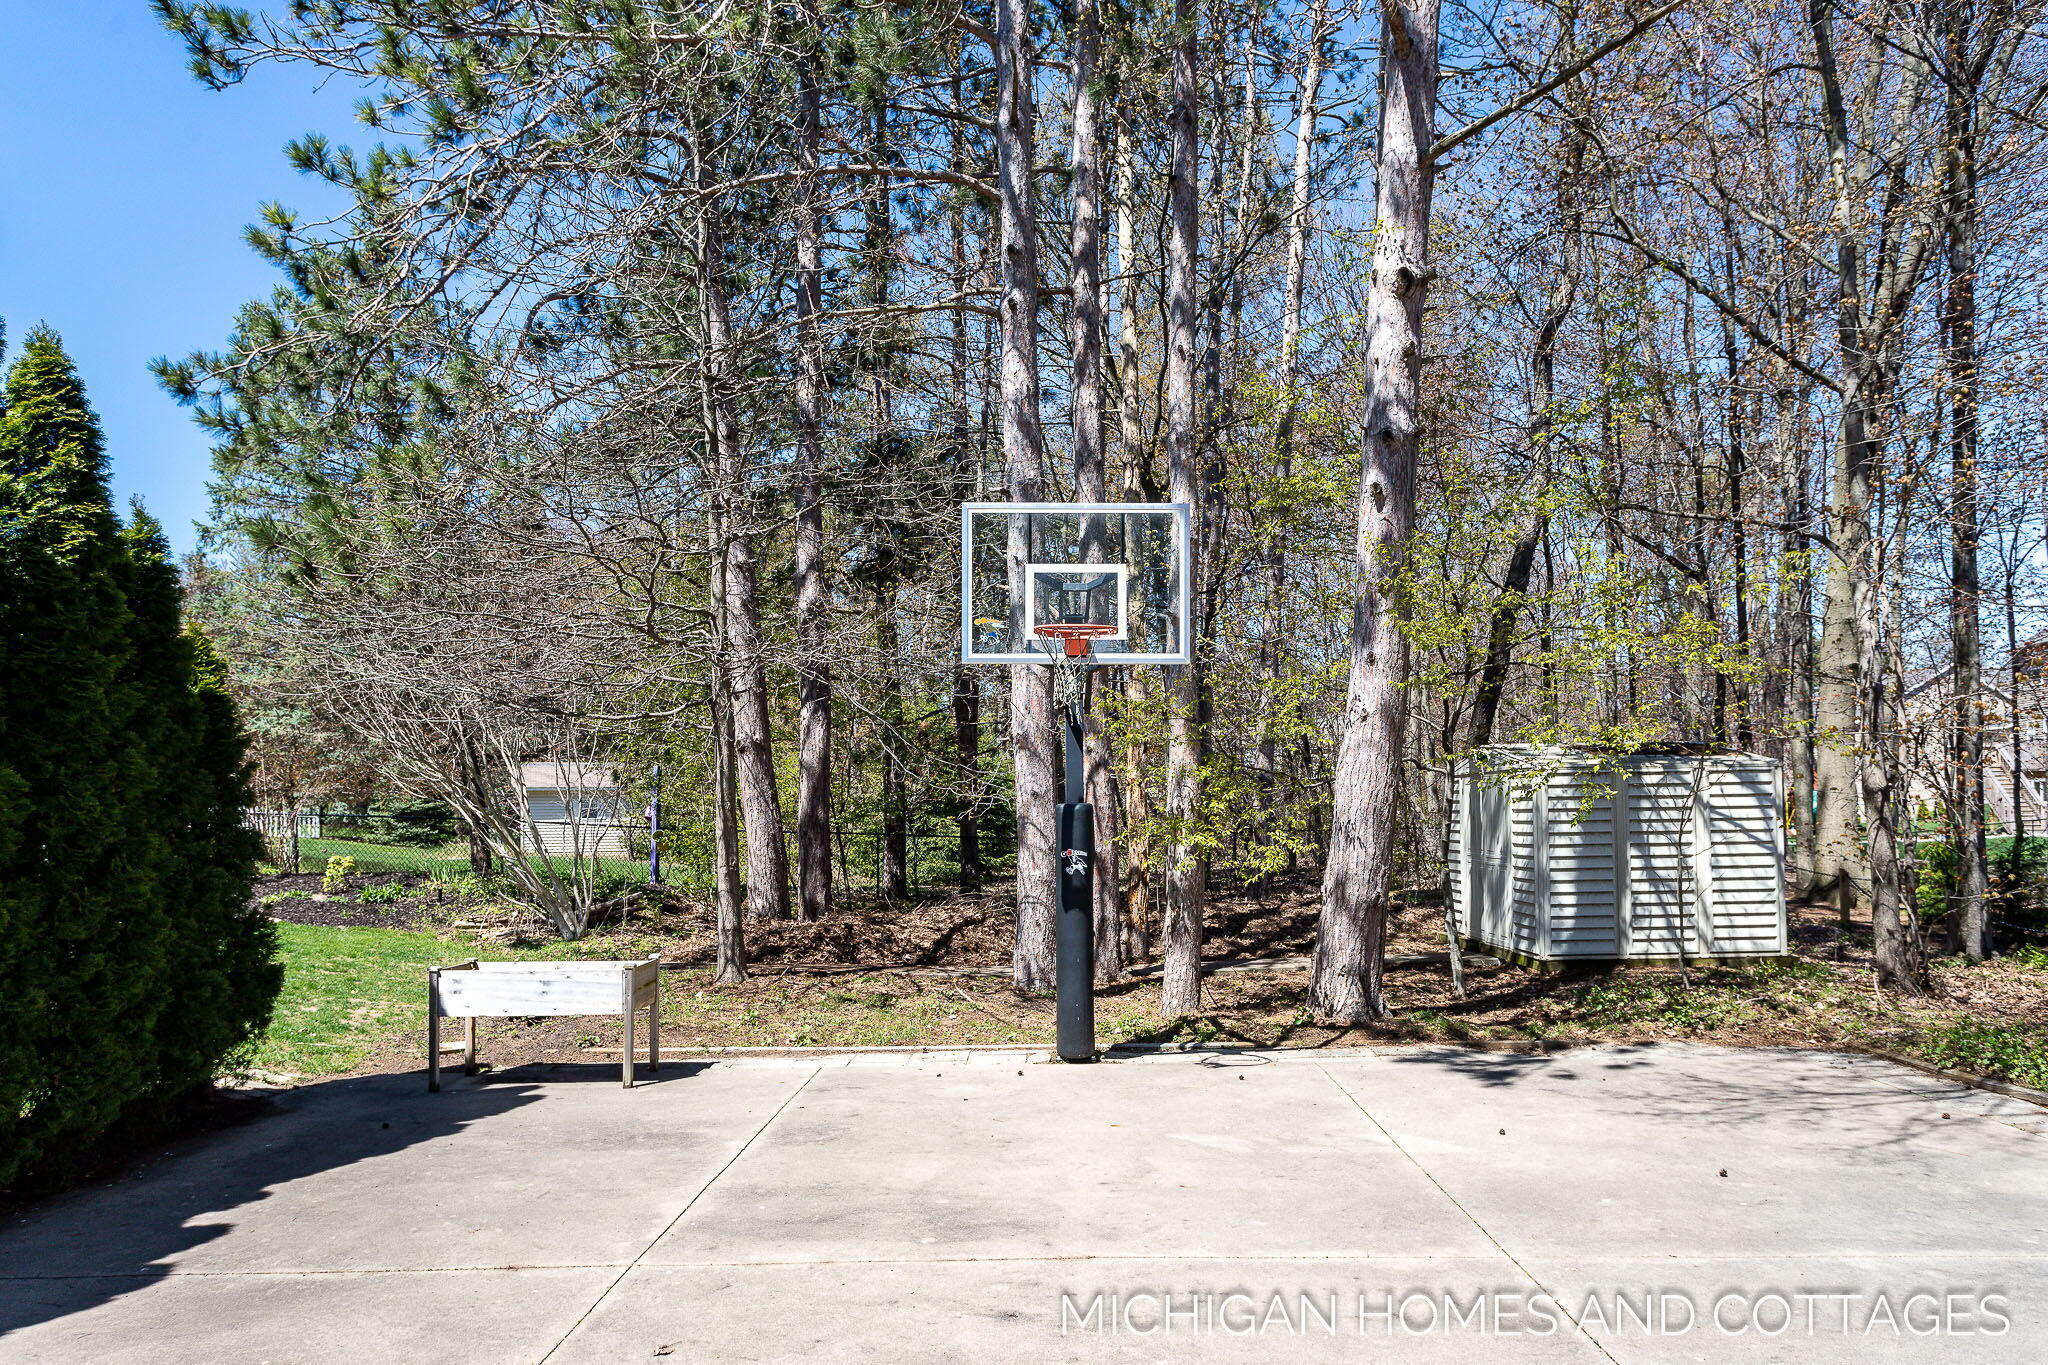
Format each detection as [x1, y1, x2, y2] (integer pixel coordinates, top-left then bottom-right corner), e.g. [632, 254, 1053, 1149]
[249, 810, 1005, 898]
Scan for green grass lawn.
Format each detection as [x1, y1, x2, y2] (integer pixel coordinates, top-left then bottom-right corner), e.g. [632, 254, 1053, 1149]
[244, 922, 1098, 1078]
[244, 920, 2048, 1090]
[289, 835, 647, 881]
[276, 835, 656, 890]
[246, 924, 549, 1079]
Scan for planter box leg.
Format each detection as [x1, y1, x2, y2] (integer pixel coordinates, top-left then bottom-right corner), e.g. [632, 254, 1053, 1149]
[621, 991, 635, 1090]
[649, 989, 660, 1072]
[464, 1016, 478, 1076]
[427, 977, 441, 1094]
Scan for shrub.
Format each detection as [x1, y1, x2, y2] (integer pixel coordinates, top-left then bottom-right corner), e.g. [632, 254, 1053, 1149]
[355, 881, 408, 905]
[430, 871, 503, 901]
[1916, 836, 2048, 944]
[326, 800, 456, 848]
[0, 332, 276, 1192]
[322, 855, 357, 893]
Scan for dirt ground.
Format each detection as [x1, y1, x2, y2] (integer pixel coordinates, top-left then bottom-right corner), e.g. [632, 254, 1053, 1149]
[256, 868, 2048, 1085]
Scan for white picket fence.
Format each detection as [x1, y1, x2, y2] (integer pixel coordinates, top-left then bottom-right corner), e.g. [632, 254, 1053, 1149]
[245, 809, 324, 840]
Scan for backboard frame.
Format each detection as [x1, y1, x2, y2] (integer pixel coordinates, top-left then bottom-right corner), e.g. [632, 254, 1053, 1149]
[959, 501, 1192, 666]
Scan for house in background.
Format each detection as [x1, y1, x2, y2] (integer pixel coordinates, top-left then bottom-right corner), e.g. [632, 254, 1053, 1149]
[1902, 636, 2048, 836]
[515, 762, 630, 858]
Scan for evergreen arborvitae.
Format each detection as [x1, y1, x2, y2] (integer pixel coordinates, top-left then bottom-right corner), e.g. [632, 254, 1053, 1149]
[156, 620, 277, 1097]
[0, 328, 275, 1191]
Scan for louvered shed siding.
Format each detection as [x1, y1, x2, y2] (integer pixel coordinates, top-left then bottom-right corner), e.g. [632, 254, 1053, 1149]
[1545, 776, 1618, 959]
[1447, 773, 1465, 928]
[1451, 747, 1787, 966]
[1509, 782, 1545, 959]
[1701, 759, 1787, 957]
[519, 790, 630, 857]
[522, 820, 631, 858]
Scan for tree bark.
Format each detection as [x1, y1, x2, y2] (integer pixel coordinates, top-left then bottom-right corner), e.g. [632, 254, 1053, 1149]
[948, 43, 984, 898]
[1312, 0, 1439, 1024]
[1784, 383, 1821, 882]
[952, 667, 983, 888]
[1808, 0, 1927, 988]
[1942, 9, 1988, 960]
[1069, 0, 1126, 980]
[700, 234, 792, 923]
[996, 0, 1058, 989]
[1806, 0, 1875, 916]
[708, 514, 748, 984]
[1159, 0, 1206, 1016]
[792, 0, 832, 922]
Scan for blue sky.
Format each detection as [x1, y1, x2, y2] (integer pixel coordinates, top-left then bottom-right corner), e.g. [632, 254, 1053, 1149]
[0, 3, 364, 554]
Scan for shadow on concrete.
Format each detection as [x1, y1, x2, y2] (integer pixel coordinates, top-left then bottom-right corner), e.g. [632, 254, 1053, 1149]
[0, 1071, 539, 1341]
[1383, 1042, 1975, 1152]
[1381, 1042, 1652, 1087]
[479, 1060, 714, 1086]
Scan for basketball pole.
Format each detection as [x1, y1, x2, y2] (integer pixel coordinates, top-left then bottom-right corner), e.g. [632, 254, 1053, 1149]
[1055, 658, 1098, 1062]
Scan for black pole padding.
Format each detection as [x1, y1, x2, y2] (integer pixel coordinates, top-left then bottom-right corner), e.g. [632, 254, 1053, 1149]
[1056, 799, 1097, 1062]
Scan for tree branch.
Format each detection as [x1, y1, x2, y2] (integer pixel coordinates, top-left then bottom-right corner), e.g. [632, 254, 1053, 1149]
[1429, 0, 1690, 165]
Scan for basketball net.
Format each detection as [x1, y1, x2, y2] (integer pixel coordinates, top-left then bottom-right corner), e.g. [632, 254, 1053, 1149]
[1033, 623, 1110, 723]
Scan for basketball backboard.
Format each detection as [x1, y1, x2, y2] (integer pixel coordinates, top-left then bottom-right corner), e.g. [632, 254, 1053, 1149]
[959, 502, 1191, 664]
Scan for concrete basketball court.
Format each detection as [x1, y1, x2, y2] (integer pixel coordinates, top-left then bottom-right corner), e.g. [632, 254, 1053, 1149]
[1, 1043, 2041, 1363]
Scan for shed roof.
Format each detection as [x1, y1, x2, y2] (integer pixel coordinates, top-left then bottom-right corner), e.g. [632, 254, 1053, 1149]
[516, 761, 619, 791]
[1466, 743, 1775, 768]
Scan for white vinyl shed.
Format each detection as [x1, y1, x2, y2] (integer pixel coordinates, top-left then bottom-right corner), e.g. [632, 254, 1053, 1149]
[516, 762, 630, 858]
[1448, 746, 1787, 967]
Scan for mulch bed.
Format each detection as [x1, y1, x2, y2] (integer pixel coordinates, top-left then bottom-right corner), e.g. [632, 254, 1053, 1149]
[255, 871, 450, 930]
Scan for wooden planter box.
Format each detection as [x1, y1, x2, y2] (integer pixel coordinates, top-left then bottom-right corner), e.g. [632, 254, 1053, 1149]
[427, 958, 661, 1090]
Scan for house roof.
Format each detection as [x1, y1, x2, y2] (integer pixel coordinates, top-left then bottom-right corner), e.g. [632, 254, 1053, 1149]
[516, 761, 619, 792]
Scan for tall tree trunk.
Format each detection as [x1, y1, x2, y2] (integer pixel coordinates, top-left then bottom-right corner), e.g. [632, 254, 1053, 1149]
[1943, 14, 1988, 959]
[996, 0, 1058, 989]
[701, 235, 792, 922]
[792, 1, 832, 922]
[952, 667, 983, 888]
[1813, 393, 1869, 921]
[877, 591, 909, 899]
[1806, 0, 1873, 918]
[863, 100, 909, 903]
[708, 515, 748, 984]
[1717, 209, 1754, 749]
[1159, 0, 1207, 1016]
[1809, 0, 1927, 989]
[1069, 0, 1126, 980]
[1784, 383, 1821, 881]
[948, 44, 984, 897]
[1860, 522, 1925, 990]
[1112, 128, 1156, 957]
[1312, 0, 1439, 1024]
[1276, 0, 1328, 455]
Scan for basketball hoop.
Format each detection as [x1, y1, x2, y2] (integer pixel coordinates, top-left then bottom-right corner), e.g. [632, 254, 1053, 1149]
[958, 502, 1192, 1062]
[1032, 622, 1117, 659]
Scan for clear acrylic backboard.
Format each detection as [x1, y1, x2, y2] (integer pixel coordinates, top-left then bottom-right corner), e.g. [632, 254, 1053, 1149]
[959, 502, 1191, 665]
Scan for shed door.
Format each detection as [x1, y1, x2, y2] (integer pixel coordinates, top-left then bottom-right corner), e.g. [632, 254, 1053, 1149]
[1471, 780, 1514, 939]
